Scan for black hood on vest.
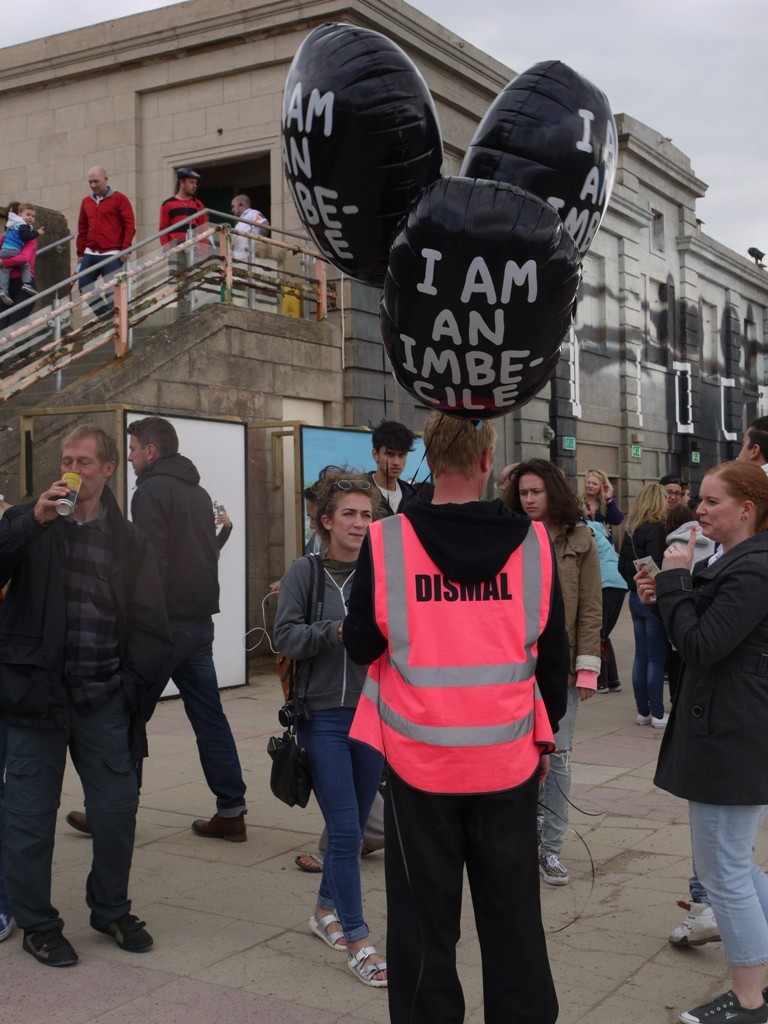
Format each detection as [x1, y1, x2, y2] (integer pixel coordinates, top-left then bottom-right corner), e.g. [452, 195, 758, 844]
[403, 498, 533, 583]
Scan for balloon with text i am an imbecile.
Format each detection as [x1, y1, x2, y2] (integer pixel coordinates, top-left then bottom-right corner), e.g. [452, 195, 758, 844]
[381, 176, 582, 419]
[461, 60, 616, 256]
[281, 22, 444, 286]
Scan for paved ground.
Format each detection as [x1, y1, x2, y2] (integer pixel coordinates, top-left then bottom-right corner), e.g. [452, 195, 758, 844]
[1, 604, 761, 1023]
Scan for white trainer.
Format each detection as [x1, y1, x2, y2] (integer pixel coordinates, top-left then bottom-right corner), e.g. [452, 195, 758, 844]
[669, 901, 720, 946]
[539, 852, 569, 886]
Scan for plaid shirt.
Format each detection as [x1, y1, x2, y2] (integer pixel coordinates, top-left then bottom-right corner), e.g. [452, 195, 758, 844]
[62, 507, 121, 712]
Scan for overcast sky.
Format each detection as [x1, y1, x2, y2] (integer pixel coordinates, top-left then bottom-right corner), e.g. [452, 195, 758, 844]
[10, 0, 767, 261]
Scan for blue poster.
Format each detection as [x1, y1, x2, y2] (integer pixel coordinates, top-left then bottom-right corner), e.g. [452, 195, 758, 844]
[300, 425, 428, 491]
[299, 426, 429, 547]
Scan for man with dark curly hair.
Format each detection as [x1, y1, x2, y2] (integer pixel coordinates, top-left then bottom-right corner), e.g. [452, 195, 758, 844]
[366, 419, 418, 517]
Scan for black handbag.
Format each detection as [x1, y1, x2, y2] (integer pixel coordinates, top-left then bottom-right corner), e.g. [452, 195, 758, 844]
[267, 555, 324, 808]
[267, 726, 312, 808]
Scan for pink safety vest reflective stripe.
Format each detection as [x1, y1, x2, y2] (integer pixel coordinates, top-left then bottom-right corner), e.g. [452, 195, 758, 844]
[350, 515, 557, 794]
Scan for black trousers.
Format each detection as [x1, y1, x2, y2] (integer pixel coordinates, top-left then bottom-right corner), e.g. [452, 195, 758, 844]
[598, 587, 627, 688]
[385, 769, 558, 1024]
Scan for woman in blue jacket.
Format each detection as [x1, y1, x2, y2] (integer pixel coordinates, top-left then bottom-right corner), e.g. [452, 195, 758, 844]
[587, 521, 627, 693]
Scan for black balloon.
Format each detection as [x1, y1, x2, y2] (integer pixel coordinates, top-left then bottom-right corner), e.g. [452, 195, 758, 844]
[381, 177, 581, 419]
[461, 60, 616, 256]
[282, 23, 443, 286]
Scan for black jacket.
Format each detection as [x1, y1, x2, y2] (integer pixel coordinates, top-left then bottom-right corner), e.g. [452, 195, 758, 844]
[654, 532, 768, 804]
[0, 488, 172, 729]
[618, 521, 666, 592]
[344, 497, 569, 736]
[365, 471, 418, 517]
[132, 453, 219, 620]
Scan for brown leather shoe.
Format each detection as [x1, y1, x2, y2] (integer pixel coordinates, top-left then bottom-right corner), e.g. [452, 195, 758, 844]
[65, 811, 90, 835]
[191, 812, 246, 842]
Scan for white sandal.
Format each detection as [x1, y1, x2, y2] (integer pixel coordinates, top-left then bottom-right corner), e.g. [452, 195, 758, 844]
[347, 945, 387, 987]
[309, 913, 346, 951]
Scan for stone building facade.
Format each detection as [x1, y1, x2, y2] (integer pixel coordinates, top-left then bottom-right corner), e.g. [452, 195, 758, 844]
[1, 0, 766, 514]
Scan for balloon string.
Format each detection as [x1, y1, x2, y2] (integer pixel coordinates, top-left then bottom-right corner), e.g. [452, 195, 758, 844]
[381, 334, 388, 421]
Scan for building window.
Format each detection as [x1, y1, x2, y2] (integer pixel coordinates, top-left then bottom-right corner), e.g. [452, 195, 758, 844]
[743, 316, 757, 379]
[646, 277, 673, 365]
[701, 301, 720, 376]
[575, 254, 606, 350]
[651, 209, 665, 253]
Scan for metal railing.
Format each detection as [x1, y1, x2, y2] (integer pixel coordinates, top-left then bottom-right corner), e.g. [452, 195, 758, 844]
[0, 211, 336, 406]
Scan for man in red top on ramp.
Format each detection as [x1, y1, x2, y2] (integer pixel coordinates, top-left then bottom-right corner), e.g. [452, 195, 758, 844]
[158, 167, 209, 252]
[76, 166, 135, 318]
[344, 412, 569, 1024]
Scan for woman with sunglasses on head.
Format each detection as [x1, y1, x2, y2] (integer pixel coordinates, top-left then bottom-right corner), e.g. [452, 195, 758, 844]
[274, 470, 387, 988]
[505, 459, 602, 887]
[635, 462, 768, 1024]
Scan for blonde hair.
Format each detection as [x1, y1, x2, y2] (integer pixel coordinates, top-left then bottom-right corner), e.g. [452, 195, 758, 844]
[582, 468, 610, 517]
[626, 483, 667, 532]
[18, 202, 35, 214]
[423, 413, 496, 479]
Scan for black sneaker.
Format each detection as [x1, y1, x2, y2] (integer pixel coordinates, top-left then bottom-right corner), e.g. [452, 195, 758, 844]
[23, 928, 79, 967]
[608, 682, 623, 692]
[90, 912, 153, 952]
[680, 990, 768, 1024]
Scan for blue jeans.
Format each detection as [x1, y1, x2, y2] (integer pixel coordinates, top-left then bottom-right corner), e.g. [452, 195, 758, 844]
[298, 708, 383, 942]
[629, 592, 668, 719]
[540, 684, 579, 856]
[689, 870, 710, 904]
[78, 252, 121, 315]
[4, 691, 138, 932]
[141, 618, 246, 816]
[689, 802, 768, 966]
[0, 720, 7, 916]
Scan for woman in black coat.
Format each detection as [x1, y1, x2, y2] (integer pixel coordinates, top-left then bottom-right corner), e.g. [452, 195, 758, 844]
[636, 461, 768, 1024]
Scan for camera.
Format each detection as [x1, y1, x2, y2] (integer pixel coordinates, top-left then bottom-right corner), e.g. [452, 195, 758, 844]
[278, 700, 310, 728]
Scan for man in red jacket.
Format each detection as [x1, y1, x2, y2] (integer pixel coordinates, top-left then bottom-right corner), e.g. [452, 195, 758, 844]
[76, 166, 135, 318]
